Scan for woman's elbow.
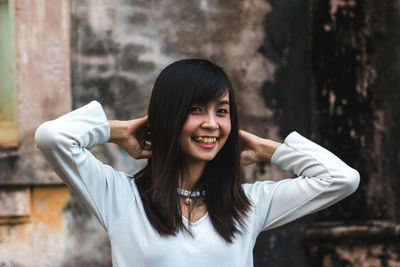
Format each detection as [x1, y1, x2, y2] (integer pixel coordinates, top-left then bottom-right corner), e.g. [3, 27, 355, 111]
[34, 121, 62, 150]
[344, 168, 360, 195]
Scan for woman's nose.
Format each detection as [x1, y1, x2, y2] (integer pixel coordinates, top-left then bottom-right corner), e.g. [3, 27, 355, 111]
[201, 114, 219, 129]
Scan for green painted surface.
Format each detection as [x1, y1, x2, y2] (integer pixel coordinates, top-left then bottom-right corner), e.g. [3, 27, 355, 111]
[0, 0, 17, 146]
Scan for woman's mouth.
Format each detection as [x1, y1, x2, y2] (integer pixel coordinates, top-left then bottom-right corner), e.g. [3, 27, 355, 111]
[193, 136, 217, 144]
[192, 136, 218, 146]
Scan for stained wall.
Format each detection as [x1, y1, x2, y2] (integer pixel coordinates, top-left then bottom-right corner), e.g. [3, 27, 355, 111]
[70, 0, 400, 266]
[70, 0, 285, 265]
[0, 1, 110, 266]
[1, 0, 399, 266]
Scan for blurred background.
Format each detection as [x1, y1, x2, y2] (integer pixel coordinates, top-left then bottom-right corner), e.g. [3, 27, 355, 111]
[1, 0, 400, 266]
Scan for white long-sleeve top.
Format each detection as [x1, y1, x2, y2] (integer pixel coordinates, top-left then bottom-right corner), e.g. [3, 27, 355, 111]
[34, 101, 360, 267]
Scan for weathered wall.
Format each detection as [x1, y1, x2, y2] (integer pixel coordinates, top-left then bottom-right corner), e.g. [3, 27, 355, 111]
[0, 0, 70, 185]
[305, 221, 400, 267]
[2, 0, 395, 266]
[70, 0, 400, 266]
[310, 0, 400, 222]
[303, 0, 400, 266]
[70, 0, 287, 266]
[0, 186, 111, 267]
[257, 0, 400, 266]
[253, 1, 315, 265]
[0, 1, 110, 266]
[70, 0, 284, 178]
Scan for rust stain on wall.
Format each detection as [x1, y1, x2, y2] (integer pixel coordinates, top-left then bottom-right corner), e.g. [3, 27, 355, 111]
[31, 186, 70, 230]
[0, 223, 28, 244]
[0, 186, 71, 265]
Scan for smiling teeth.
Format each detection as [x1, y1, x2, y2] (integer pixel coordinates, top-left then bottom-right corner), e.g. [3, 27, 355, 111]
[194, 137, 217, 144]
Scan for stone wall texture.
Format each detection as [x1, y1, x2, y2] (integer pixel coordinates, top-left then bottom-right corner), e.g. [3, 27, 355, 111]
[1, 0, 399, 266]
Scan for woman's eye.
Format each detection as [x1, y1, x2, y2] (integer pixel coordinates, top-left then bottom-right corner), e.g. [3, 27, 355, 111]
[217, 108, 228, 114]
[189, 106, 202, 112]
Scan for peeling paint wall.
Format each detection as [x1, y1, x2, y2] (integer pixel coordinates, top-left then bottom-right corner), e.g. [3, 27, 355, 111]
[71, 0, 400, 266]
[70, 0, 284, 180]
[70, 0, 286, 266]
[306, 0, 400, 266]
[0, 186, 111, 267]
[252, 0, 400, 265]
[0, 1, 110, 266]
[305, 221, 400, 267]
[0, 0, 71, 185]
[0, 186, 70, 266]
[2, 0, 398, 266]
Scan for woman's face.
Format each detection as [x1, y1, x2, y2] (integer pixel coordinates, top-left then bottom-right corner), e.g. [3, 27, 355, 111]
[180, 91, 231, 163]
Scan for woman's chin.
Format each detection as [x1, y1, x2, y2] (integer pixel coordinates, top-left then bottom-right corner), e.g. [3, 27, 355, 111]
[188, 153, 217, 163]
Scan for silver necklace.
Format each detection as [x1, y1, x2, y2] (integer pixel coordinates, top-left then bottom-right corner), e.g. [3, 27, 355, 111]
[177, 188, 206, 205]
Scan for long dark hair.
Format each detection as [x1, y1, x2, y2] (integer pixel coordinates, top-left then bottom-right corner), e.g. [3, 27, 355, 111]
[134, 59, 251, 243]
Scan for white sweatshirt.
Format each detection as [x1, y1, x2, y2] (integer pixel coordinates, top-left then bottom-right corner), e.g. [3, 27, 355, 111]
[34, 101, 359, 267]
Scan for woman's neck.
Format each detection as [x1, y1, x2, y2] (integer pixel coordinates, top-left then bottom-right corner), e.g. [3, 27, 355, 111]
[179, 161, 206, 190]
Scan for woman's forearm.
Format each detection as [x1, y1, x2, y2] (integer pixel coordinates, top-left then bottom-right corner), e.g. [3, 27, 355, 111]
[108, 120, 129, 144]
[260, 138, 282, 162]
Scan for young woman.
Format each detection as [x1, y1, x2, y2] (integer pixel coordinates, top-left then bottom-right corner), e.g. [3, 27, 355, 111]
[35, 59, 359, 267]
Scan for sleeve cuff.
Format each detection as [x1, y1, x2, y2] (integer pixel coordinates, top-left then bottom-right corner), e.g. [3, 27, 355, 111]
[59, 100, 111, 146]
[270, 131, 301, 166]
[86, 100, 111, 144]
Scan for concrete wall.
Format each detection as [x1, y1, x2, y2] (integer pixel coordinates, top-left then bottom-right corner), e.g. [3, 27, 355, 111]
[70, 0, 400, 266]
[70, 0, 284, 179]
[2, 0, 399, 266]
[304, 0, 400, 266]
[0, 0, 71, 185]
[70, 0, 289, 266]
[0, 1, 110, 266]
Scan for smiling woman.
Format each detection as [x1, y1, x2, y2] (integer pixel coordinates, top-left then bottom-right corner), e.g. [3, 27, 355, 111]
[35, 59, 360, 267]
[135, 60, 250, 241]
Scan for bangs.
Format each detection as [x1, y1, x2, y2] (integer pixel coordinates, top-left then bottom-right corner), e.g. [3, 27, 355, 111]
[190, 67, 231, 105]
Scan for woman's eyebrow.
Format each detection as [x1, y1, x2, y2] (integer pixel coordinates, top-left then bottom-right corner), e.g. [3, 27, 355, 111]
[217, 100, 230, 106]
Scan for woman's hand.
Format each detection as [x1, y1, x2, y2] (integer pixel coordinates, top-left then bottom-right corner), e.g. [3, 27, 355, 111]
[239, 130, 282, 166]
[108, 117, 151, 159]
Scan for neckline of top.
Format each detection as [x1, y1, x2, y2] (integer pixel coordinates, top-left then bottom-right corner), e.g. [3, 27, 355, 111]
[182, 212, 209, 225]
